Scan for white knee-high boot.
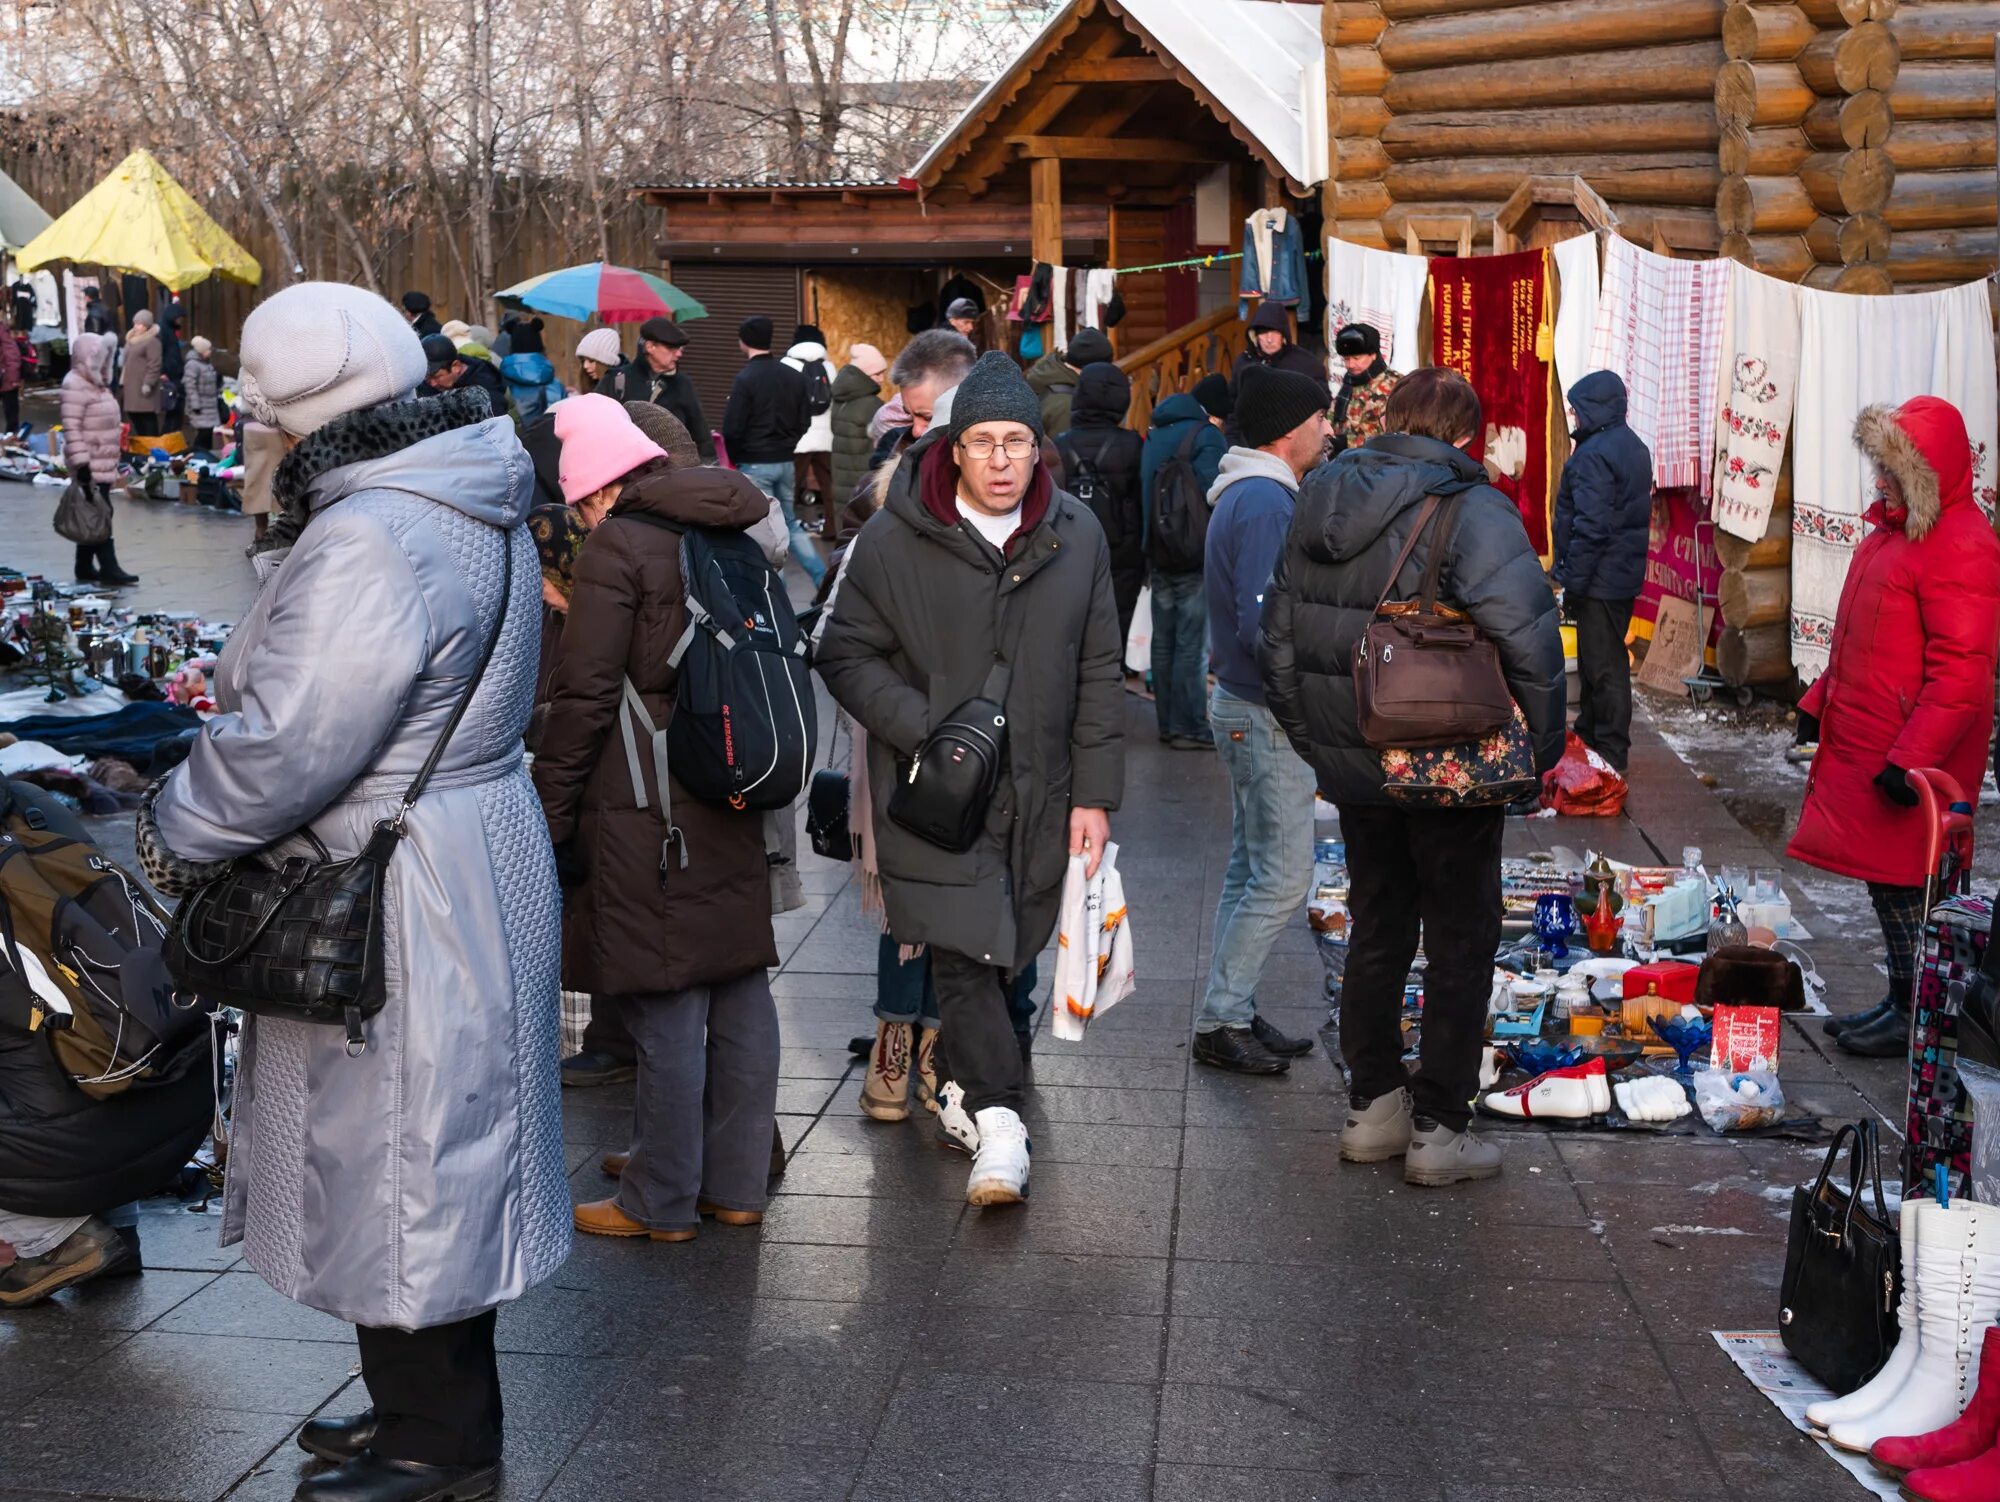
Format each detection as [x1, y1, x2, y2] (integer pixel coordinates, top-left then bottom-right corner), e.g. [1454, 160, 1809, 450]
[1805, 1200, 1919, 1430]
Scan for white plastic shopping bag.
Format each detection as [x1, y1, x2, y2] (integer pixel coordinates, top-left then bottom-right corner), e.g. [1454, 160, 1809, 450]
[1123, 586, 1152, 674]
[1051, 842, 1136, 1041]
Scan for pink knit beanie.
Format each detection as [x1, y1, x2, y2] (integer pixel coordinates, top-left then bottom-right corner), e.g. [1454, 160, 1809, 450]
[553, 392, 667, 504]
[848, 342, 888, 380]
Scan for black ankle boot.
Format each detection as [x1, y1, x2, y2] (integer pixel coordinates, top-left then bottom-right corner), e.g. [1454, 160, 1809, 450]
[292, 1451, 499, 1502]
[298, 1409, 379, 1465]
[1837, 978, 1913, 1058]
[95, 541, 139, 587]
[1823, 996, 1898, 1038]
[74, 544, 99, 582]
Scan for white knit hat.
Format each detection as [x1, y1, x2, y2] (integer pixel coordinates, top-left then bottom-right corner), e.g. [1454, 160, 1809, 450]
[238, 282, 428, 437]
[576, 328, 622, 367]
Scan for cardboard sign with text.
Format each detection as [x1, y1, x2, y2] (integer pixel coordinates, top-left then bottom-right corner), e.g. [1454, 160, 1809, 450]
[1637, 593, 1705, 693]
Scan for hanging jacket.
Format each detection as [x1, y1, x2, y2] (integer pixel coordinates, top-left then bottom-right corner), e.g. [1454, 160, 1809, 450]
[828, 362, 885, 514]
[1238, 207, 1309, 317]
[1789, 397, 2000, 887]
[1552, 371, 1653, 601]
[500, 351, 564, 426]
[59, 331, 123, 475]
[1259, 433, 1566, 807]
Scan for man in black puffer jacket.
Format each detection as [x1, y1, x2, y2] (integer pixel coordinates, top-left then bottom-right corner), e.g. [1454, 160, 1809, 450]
[1260, 368, 1562, 1189]
[1055, 361, 1146, 640]
[1552, 370, 1653, 772]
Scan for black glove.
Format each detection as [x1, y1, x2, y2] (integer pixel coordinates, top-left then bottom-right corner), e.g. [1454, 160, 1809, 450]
[1875, 765, 1919, 808]
[553, 841, 587, 889]
[72, 463, 90, 490]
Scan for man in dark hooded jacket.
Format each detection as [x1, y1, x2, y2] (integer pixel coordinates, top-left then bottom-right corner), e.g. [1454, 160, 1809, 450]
[1552, 370, 1653, 772]
[1055, 361, 1146, 639]
[1140, 388, 1228, 745]
[1230, 302, 1325, 445]
[1025, 327, 1112, 439]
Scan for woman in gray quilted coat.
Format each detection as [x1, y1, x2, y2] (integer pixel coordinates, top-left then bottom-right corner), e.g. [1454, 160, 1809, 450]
[137, 283, 568, 1502]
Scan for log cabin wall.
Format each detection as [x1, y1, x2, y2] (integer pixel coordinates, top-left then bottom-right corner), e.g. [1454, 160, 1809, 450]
[1328, 2, 1393, 247]
[1366, 0, 1729, 250]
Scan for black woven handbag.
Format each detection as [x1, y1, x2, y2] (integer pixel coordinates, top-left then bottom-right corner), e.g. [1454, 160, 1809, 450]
[1780, 1118, 1902, 1393]
[165, 534, 512, 1054]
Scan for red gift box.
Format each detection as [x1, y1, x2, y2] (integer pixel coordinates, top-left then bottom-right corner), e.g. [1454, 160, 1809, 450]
[1621, 960, 1700, 1002]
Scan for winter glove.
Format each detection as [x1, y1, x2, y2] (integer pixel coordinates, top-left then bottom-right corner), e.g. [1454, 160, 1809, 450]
[71, 463, 90, 490]
[1874, 765, 1919, 809]
[134, 775, 232, 899]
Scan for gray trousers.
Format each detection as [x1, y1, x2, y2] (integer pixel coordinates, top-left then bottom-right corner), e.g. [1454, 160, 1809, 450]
[615, 971, 781, 1232]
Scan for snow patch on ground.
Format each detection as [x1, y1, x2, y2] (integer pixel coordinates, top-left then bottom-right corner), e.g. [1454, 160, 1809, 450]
[1651, 1224, 1752, 1237]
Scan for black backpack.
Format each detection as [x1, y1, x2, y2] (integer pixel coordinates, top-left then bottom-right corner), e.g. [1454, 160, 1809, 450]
[1148, 423, 1211, 574]
[1057, 437, 1121, 547]
[803, 363, 832, 417]
[621, 522, 817, 817]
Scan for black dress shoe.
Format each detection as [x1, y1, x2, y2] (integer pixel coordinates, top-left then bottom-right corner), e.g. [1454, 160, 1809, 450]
[1822, 997, 1895, 1038]
[559, 1050, 636, 1088]
[293, 1452, 499, 1502]
[298, 1410, 379, 1465]
[1192, 1026, 1289, 1075]
[1836, 1006, 1911, 1059]
[847, 1035, 875, 1059]
[1250, 1014, 1313, 1058]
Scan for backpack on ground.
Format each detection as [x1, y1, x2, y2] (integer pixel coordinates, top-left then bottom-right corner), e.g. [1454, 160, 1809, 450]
[619, 523, 817, 850]
[0, 783, 211, 1098]
[803, 363, 832, 418]
[1148, 423, 1210, 574]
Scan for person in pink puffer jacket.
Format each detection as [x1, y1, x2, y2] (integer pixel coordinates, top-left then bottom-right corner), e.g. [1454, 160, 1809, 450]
[58, 331, 138, 585]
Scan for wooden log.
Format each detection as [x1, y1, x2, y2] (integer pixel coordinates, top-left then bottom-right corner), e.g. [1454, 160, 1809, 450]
[1716, 508, 1794, 570]
[1717, 174, 1818, 232]
[1740, 232, 1814, 279]
[1334, 96, 1393, 137]
[1336, 138, 1392, 181]
[1030, 157, 1062, 266]
[1719, 229, 1757, 264]
[1386, 155, 1722, 207]
[1797, 0, 1895, 23]
[1720, 566, 1789, 629]
[1334, 219, 1394, 251]
[1802, 92, 1892, 150]
[1383, 41, 1726, 112]
[1796, 23, 1900, 96]
[1891, 63, 1994, 122]
[1380, 0, 1724, 70]
[1891, 4, 1994, 62]
[1883, 171, 2000, 231]
[1717, 623, 1793, 686]
[1715, 61, 1814, 129]
[1886, 227, 2000, 282]
[1816, 211, 1890, 262]
[1382, 103, 1720, 160]
[1804, 215, 1840, 263]
[1337, 180, 1395, 220]
[1718, 124, 1812, 176]
[1883, 120, 2000, 172]
[1723, 3, 1815, 62]
[1383, 201, 1498, 245]
[1798, 149, 1895, 215]
[1333, 46, 1389, 94]
[1379, 0, 1548, 16]
[1334, 2, 1388, 46]
[1804, 263, 1894, 292]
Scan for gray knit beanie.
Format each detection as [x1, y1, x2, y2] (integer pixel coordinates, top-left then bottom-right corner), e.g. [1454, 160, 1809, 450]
[948, 350, 1043, 441]
[238, 282, 428, 437]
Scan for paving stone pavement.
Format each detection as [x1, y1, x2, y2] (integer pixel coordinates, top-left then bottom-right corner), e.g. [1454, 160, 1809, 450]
[0, 488, 1902, 1500]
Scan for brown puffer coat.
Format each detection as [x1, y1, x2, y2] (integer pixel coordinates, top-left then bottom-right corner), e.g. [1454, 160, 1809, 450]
[59, 332, 124, 475]
[122, 323, 162, 415]
[532, 464, 779, 997]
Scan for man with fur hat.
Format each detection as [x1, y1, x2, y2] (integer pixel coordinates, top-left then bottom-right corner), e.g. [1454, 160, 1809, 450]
[1330, 321, 1400, 456]
[816, 351, 1125, 1209]
[725, 314, 820, 584]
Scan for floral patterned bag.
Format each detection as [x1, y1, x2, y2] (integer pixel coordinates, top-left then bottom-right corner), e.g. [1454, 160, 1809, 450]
[1379, 705, 1537, 809]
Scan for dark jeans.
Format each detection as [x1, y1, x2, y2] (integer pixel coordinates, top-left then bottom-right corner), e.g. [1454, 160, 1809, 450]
[580, 995, 636, 1062]
[192, 427, 214, 452]
[931, 946, 1025, 1114]
[356, 1310, 502, 1467]
[1, 387, 17, 433]
[1573, 596, 1635, 772]
[876, 934, 1039, 1039]
[1335, 803, 1505, 1131]
[1150, 568, 1209, 740]
[128, 412, 160, 438]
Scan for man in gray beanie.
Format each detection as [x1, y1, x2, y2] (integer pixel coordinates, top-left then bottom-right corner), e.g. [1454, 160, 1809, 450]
[816, 349, 1124, 1210]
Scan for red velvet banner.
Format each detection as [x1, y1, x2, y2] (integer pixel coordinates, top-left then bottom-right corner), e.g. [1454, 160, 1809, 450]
[1428, 248, 1554, 554]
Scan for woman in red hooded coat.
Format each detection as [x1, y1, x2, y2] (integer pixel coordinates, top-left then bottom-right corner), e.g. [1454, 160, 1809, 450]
[1790, 396, 2000, 1056]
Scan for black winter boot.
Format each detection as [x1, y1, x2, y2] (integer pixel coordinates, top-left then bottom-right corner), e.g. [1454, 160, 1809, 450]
[94, 541, 139, 587]
[74, 544, 99, 582]
[1823, 996, 1899, 1038]
[1836, 977, 1913, 1059]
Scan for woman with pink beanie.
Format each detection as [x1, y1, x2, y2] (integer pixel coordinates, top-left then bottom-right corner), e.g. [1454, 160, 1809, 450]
[530, 393, 784, 1244]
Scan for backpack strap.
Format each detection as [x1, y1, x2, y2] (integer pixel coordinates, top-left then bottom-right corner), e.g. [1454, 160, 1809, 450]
[619, 678, 687, 878]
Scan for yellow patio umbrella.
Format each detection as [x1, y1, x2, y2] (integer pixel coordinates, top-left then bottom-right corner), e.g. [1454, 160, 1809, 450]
[16, 148, 260, 292]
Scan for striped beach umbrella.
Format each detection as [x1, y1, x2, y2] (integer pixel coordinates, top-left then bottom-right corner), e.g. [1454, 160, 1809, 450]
[497, 261, 706, 324]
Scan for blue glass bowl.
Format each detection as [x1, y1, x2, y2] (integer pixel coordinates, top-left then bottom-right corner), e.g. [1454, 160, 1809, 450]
[1508, 1039, 1586, 1076]
[1650, 1014, 1714, 1079]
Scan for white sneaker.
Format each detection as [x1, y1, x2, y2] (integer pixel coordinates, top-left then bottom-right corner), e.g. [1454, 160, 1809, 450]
[938, 1080, 979, 1156]
[967, 1106, 1030, 1206]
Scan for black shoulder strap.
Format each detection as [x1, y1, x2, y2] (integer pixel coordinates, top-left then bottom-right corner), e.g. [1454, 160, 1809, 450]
[1170, 423, 1202, 462]
[393, 525, 513, 826]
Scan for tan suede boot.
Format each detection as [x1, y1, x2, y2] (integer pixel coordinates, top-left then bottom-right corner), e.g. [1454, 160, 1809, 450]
[915, 1026, 940, 1114]
[859, 1020, 914, 1121]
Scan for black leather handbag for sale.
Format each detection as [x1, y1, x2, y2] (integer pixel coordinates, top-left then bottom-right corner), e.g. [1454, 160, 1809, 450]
[1780, 1118, 1902, 1394]
[888, 665, 1008, 855]
[166, 538, 512, 1055]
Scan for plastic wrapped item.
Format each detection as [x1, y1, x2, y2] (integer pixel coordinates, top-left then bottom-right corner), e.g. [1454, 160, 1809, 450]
[1692, 1067, 1786, 1132]
[1615, 1074, 1693, 1123]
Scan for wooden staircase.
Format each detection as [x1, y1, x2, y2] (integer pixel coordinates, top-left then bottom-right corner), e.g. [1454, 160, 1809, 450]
[1115, 306, 1247, 437]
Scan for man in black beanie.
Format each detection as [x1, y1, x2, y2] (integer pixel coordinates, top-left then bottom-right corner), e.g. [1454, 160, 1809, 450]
[725, 313, 820, 582]
[1331, 321, 1401, 456]
[1193, 362, 1329, 1076]
[816, 350, 1125, 1210]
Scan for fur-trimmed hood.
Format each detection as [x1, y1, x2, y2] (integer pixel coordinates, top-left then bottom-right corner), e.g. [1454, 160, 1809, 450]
[1855, 396, 1975, 543]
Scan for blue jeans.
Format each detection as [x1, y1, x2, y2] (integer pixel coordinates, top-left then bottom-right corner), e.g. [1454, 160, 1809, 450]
[874, 933, 1038, 1037]
[740, 460, 826, 586]
[1150, 569, 1209, 741]
[1199, 685, 1317, 1032]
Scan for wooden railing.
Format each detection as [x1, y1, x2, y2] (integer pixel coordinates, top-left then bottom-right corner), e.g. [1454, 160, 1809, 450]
[1116, 305, 1247, 437]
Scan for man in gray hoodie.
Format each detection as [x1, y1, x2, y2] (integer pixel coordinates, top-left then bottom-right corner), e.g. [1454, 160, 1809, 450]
[1195, 363, 1330, 1076]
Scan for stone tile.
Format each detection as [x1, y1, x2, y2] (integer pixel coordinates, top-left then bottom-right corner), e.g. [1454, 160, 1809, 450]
[540, 1437, 865, 1502]
[0, 1397, 297, 1501]
[910, 1303, 1164, 1384]
[936, 1249, 1171, 1317]
[954, 1163, 1176, 1259]
[645, 1296, 923, 1372]
[9, 1267, 218, 1333]
[496, 1353, 638, 1434]
[1022, 1084, 1185, 1128]
[666, 1241, 945, 1308]
[51, 1330, 360, 1417]
[151, 1271, 351, 1343]
[758, 1192, 965, 1249]
[495, 1283, 671, 1358]
[772, 1145, 972, 1201]
[853, 1453, 1151, 1501]
[129, 1202, 242, 1273]
[1026, 1052, 1187, 1090]
[599, 1362, 895, 1451]
[1180, 1126, 1344, 1175]
[873, 1370, 1157, 1467]
[1155, 1467, 1439, 1502]
[1171, 1259, 1640, 1337]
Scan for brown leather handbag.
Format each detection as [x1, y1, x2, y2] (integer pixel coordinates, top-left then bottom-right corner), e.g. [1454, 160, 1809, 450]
[1352, 493, 1517, 750]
